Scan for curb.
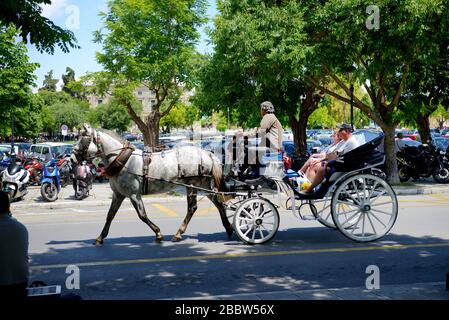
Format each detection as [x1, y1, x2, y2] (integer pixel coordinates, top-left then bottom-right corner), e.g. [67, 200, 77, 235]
[393, 186, 449, 195]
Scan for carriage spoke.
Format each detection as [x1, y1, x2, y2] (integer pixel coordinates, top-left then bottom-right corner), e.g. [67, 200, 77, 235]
[370, 190, 387, 204]
[337, 200, 359, 208]
[350, 214, 363, 234]
[243, 227, 253, 237]
[371, 208, 393, 216]
[361, 213, 366, 238]
[369, 211, 388, 228]
[242, 208, 254, 218]
[368, 181, 379, 198]
[251, 228, 256, 241]
[336, 208, 360, 216]
[352, 181, 362, 203]
[341, 211, 361, 228]
[371, 201, 393, 207]
[258, 227, 264, 239]
[366, 211, 377, 235]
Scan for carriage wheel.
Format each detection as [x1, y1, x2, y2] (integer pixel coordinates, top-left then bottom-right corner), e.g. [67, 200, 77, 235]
[233, 198, 279, 244]
[331, 174, 398, 242]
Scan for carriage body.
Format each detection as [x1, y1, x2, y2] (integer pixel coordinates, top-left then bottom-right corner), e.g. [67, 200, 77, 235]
[229, 132, 399, 245]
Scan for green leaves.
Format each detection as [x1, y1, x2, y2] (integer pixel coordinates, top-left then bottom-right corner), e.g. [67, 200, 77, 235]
[0, 0, 78, 54]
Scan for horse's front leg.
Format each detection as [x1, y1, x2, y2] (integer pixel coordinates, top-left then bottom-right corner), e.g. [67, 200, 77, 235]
[172, 187, 198, 242]
[129, 194, 164, 242]
[94, 192, 125, 246]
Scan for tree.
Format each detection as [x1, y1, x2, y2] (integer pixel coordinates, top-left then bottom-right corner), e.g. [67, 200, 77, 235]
[87, 98, 139, 133]
[0, 25, 39, 138]
[195, 0, 321, 154]
[62, 67, 76, 96]
[94, 0, 207, 148]
[41, 70, 58, 92]
[48, 101, 87, 131]
[305, 0, 449, 183]
[160, 102, 199, 133]
[0, 0, 78, 54]
[432, 105, 449, 130]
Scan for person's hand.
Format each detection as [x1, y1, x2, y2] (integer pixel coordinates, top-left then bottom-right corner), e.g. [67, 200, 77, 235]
[311, 159, 321, 167]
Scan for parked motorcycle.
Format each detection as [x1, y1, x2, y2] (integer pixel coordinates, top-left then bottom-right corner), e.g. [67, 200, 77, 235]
[24, 157, 43, 185]
[40, 159, 62, 202]
[0, 157, 30, 201]
[57, 155, 73, 187]
[397, 142, 449, 183]
[73, 160, 94, 200]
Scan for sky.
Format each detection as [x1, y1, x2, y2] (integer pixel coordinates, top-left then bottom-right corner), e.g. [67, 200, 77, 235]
[27, 0, 218, 91]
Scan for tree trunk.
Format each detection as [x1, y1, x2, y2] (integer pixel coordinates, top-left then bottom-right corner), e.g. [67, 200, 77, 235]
[382, 125, 400, 184]
[289, 115, 308, 156]
[142, 111, 161, 149]
[416, 113, 431, 144]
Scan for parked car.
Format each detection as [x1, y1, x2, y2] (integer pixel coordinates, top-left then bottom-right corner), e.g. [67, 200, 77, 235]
[131, 142, 145, 150]
[28, 143, 73, 161]
[432, 137, 449, 153]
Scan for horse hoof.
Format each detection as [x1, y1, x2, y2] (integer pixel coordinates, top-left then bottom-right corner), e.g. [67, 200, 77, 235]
[171, 235, 182, 242]
[155, 235, 164, 243]
[93, 239, 103, 246]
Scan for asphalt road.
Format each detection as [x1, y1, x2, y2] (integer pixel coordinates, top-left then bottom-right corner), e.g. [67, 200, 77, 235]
[12, 193, 449, 300]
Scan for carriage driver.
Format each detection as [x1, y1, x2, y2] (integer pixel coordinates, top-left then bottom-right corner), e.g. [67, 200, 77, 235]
[257, 101, 284, 153]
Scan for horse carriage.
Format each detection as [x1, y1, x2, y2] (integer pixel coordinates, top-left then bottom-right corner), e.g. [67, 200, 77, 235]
[73, 125, 398, 246]
[219, 132, 398, 245]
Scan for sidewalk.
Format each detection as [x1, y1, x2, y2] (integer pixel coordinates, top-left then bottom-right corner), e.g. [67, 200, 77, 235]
[11, 180, 449, 210]
[173, 281, 449, 300]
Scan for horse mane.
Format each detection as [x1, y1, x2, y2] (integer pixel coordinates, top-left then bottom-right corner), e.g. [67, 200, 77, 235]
[98, 129, 126, 144]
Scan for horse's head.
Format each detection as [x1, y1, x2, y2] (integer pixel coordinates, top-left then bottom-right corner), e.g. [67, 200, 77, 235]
[73, 124, 99, 161]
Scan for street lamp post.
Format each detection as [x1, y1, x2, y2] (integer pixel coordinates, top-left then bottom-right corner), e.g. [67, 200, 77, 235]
[350, 84, 354, 132]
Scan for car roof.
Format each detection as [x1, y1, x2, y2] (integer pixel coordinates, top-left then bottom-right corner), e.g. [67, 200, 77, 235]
[31, 142, 72, 147]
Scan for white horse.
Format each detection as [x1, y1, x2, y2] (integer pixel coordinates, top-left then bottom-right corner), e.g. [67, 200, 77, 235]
[73, 124, 233, 245]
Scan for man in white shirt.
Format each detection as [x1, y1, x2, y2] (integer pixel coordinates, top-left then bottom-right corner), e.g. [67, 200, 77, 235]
[302, 124, 360, 193]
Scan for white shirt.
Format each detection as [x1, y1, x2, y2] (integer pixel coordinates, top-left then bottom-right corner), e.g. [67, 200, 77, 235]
[336, 136, 359, 155]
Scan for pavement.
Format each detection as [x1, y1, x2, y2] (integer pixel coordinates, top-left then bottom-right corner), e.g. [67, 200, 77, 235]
[11, 180, 449, 210]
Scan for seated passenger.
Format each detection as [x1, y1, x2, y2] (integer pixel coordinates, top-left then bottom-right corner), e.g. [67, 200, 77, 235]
[301, 124, 359, 193]
[299, 129, 342, 174]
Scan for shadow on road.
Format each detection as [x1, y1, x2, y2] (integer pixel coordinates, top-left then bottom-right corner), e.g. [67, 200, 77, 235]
[28, 225, 449, 299]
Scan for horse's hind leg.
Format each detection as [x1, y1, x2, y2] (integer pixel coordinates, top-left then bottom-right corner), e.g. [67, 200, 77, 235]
[208, 195, 234, 238]
[129, 194, 164, 242]
[94, 192, 125, 246]
[172, 187, 198, 242]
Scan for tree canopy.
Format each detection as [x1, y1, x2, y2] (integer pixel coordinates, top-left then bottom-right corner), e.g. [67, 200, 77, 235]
[0, 0, 78, 54]
[94, 0, 208, 147]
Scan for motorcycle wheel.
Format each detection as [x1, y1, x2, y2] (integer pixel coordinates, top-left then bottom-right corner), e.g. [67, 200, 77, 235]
[41, 182, 58, 202]
[432, 167, 449, 183]
[75, 187, 86, 200]
[398, 166, 411, 182]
